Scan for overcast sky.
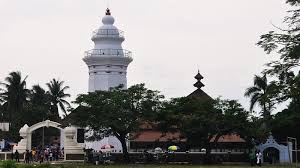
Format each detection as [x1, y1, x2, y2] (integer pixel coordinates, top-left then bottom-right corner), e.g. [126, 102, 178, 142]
[0, 0, 290, 112]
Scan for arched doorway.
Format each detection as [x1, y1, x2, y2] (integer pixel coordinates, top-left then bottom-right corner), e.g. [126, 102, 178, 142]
[26, 120, 63, 151]
[257, 135, 292, 163]
[14, 120, 63, 153]
[31, 127, 61, 149]
[263, 147, 280, 164]
[14, 120, 84, 162]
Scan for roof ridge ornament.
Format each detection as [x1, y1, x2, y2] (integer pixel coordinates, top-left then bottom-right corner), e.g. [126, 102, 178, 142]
[193, 70, 205, 89]
[106, 8, 111, 15]
[194, 70, 204, 80]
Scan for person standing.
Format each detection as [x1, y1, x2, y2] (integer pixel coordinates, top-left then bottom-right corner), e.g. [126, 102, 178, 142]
[256, 150, 262, 166]
[44, 149, 49, 162]
[14, 150, 20, 162]
[32, 149, 36, 162]
[25, 150, 30, 164]
[249, 150, 256, 166]
[39, 150, 44, 164]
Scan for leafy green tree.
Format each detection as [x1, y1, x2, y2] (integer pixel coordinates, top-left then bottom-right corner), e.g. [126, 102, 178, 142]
[0, 71, 29, 123]
[256, 1, 300, 142]
[286, 0, 300, 5]
[214, 99, 250, 140]
[157, 97, 249, 163]
[31, 85, 49, 106]
[21, 85, 49, 125]
[46, 79, 71, 120]
[244, 75, 278, 121]
[270, 72, 300, 143]
[271, 107, 300, 143]
[257, 0, 300, 104]
[257, 1, 300, 75]
[0, 88, 4, 104]
[0, 71, 30, 141]
[71, 84, 163, 162]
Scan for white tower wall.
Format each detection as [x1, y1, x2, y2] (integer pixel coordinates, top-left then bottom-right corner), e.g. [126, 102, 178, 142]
[83, 9, 132, 92]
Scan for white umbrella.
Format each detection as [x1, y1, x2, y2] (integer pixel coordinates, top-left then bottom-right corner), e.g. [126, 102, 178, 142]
[154, 147, 163, 153]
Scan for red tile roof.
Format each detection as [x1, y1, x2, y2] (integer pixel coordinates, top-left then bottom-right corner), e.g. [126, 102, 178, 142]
[132, 130, 245, 143]
[132, 131, 184, 142]
[210, 134, 246, 143]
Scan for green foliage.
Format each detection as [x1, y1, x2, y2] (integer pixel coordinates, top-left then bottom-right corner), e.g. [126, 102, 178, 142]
[244, 75, 279, 122]
[36, 163, 51, 168]
[1, 160, 17, 168]
[46, 79, 71, 119]
[157, 97, 250, 151]
[271, 105, 300, 143]
[71, 83, 164, 162]
[256, 1, 300, 106]
[0, 71, 71, 142]
[0, 71, 29, 122]
[255, 0, 300, 143]
[286, 0, 300, 6]
[21, 165, 35, 168]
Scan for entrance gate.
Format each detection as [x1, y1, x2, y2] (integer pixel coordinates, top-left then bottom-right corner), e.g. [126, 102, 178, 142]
[13, 120, 84, 161]
[257, 135, 292, 163]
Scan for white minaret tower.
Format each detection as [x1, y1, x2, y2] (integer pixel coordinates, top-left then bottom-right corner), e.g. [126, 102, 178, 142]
[83, 9, 133, 92]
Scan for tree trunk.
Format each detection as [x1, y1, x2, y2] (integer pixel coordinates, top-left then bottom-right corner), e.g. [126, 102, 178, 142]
[204, 142, 212, 164]
[119, 135, 130, 163]
[263, 103, 270, 129]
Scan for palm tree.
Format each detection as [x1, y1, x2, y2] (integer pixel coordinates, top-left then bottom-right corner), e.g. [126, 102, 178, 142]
[244, 75, 276, 120]
[46, 79, 71, 120]
[31, 85, 48, 105]
[0, 71, 29, 123]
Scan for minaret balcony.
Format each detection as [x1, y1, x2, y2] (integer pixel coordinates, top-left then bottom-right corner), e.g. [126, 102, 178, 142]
[92, 29, 124, 39]
[84, 49, 132, 58]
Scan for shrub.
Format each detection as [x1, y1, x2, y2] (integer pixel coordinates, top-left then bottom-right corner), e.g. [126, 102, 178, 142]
[36, 163, 51, 168]
[21, 165, 35, 168]
[1, 160, 17, 168]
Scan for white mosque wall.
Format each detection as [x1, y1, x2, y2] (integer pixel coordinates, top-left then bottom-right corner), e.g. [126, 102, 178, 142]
[85, 136, 123, 153]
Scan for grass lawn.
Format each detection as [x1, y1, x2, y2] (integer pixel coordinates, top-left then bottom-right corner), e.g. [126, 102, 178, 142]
[55, 165, 298, 168]
[1, 161, 298, 168]
[12, 163, 300, 168]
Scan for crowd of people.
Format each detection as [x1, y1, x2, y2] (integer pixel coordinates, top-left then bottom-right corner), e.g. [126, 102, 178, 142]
[14, 147, 64, 164]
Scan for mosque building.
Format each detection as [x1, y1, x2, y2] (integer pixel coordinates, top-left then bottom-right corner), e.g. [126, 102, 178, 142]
[81, 8, 247, 153]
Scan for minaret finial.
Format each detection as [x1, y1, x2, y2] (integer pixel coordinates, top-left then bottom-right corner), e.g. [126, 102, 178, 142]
[106, 8, 111, 15]
[193, 70, 204, 89]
